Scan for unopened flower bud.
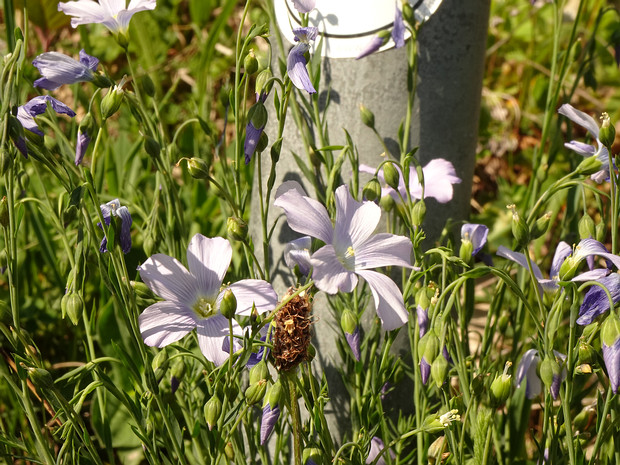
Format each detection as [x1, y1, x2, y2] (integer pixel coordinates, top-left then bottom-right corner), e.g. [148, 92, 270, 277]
[224, 442, 234, 460]
[26, 366, 55, 391]
[0, 196, 9, 228]
[507, 204, 529, 247]
[100, 76, 128, 119]
[418, 330, 440, 365]
[255, 68, 273, 96]
[244, 50, 259, 75]
[431, 353, 448, 387]
[412, 200, 426, 227]
[578, 214, 596, 240]
[267, 380, 282, 407]
[131, 280, 155, 299]
[402, 2, 415, 25]
[256, 131, 269, 154]
[144, 135, 161, 159]
[490, 361, 512, 407]
[575, 156, 603, 176]
[151, 348, 168, 372]
[219, 289, 237, 319]
[0, 148, 12, 176]
[578, 340, 596, 365]
[498, 311, 510, 334]
[558, 256, 579, 281]
[140, 74, 156, 97]
[428, 436, 446, 465]
[92, 72, 114, 89]
[359, 104, 375, 128]
[382, 162, 400, 190]
[380, 193, 395, 212]
[204, 395, 222, 431]
[61, 291, 83, 325]
[530, 212, 552, 240]
[249, 102, 268, 130]
[340, 309, 358, 335]
[303, 447, 322, 465]
[227, 216, 248, 242]
[187, 157, 210, 179]
[250, 360, 269, 385]
[363, 178, 382, 201]
[171, 359, 186, 382]
[459, 237, 474, 263]
[245, 379, 267, 405]
[599, 113, 616, 148]
[540, 355, 562, 400]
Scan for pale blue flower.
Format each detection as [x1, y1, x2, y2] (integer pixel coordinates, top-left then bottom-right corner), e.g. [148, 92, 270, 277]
[98, 199, 132, 254]
[14, 96, 75, 157]
[58, 0, 156, 33]
[33, 49, 101, 90]
[275, 182, 413, 330]
[138, 234, 278, 366]
[461, 223, 488, 256]
[287, 27, 318, 94]
[558, 103, 612, 183]
[577, 273, 620, 326]
[360, 159, 462, 204]
[292, 0, 315, 13]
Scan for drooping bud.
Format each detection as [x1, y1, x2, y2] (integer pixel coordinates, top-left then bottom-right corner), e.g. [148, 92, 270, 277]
[507, 204, 529, 247]
[245, 379, 267, 405]
[91, 72, 115, 89]
[249, 361, 269, 385]
[248, 101, 268, 130]
[382, 162, 400, 190]
[244, 50, 259, 75]
[140, 74, 156, 97]
[0, 196, 9, 228]
[431, 353, 449, 387]
[219, 289, 237, 319]
[578, 340, 596, 365]
[26, 366, 55, 391]
[599, 112, 616, 148]
[187, 157, 210, 179]
[204, 395, 222, 431]
[428, 436, 447, 465]
[578, 215, 596, 240]
[302, 447, 323, 465]
[61, 291, 83, 325]
[144, 135, 161, 159]
[380, 193, 395, 212]
[151, 348, 169, 373]
[540, 355, 562, 400]
[530, 212, 552, 240]
[359, 104, 375, 128]
[227, 216, 248, 242]
[363, 178, 382, 201]
[412, 200, 426, 227]
[255, 68, 273, 96]
[459, 237, 474, 263]
[490, 361, 512, 407]
[224, 442, 234, 460]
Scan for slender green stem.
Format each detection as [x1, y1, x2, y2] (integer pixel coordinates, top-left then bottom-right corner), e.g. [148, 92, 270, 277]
[283, 370, 303, 465]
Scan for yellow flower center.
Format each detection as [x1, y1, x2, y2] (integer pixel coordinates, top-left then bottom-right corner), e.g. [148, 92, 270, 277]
[193, 297, 216, 319]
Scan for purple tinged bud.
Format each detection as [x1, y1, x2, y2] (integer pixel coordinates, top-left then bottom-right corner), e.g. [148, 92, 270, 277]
[170, 376, 180, 394]
[98, 199, 132, 254]
[416, 305, 428, 338]
[356, 32, 390, 60]
[392, 5, 405, 49]
[420, 357, 431, 384]
[461, 223, 489, 257]
[260, 403, 280, 445]
[345, 327, 361, 361]
[75, 129, 91, 165]
[601, 312, 620, 393]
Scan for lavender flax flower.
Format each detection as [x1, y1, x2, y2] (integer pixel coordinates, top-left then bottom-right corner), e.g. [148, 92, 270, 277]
[138, 234, 277, 366]
[292, 0, 315, 13]
[13, 96, 76, 157]
[274, 181, 413, 330]
[577, 273, 620, 326]
[558, 103, 612, 183]
[360, 159, 461, 204]
[283, 236, 313, 276]
[98, 199, 132, 253]
[33, 49, 108, 90]
[287, 27, 318, 94]
[244, 93, 268, 164]
[58, 0, 157, 34]
[497, 238, 620, 294]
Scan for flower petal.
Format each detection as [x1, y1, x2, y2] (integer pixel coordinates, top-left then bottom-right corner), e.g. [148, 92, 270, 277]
[577, 273, 620, 325]
[461, 224, 489, 256]
[392, 5, 405, 49]
[139, 301, 197, 347]
[287, 43, 316, 94]
[558, 104, 600, 138]
[550, 241, 572, 279]
[283, 236, 313, 275]
[564, 141, 596, 157]
[79, 49, 100, 71]
[333, 185, 381, 253]
[58, 0, 107, 27]
[260, 403, 281, 445]
[574, 238, 620, 269]
[186, 234, 231, 296]
[354, 233, 412, 270]
[222, 279, 278, 316]
[138, 254, 198, 305]
[274, 182, 333, 244]
[356, 35, 387, 60]
[311, 245, 358, 294]
[515, 349, 541, 399]
[356, 269, 407, 330]
[292, 0, 315, 13]
[496, 246, 544, 280]
[603, 336, 620, 394]
[196, 314, 239, 366]
[412, 159, 462, 203]
[115, 206, 132, 254]
[75, 129, 91, 165]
